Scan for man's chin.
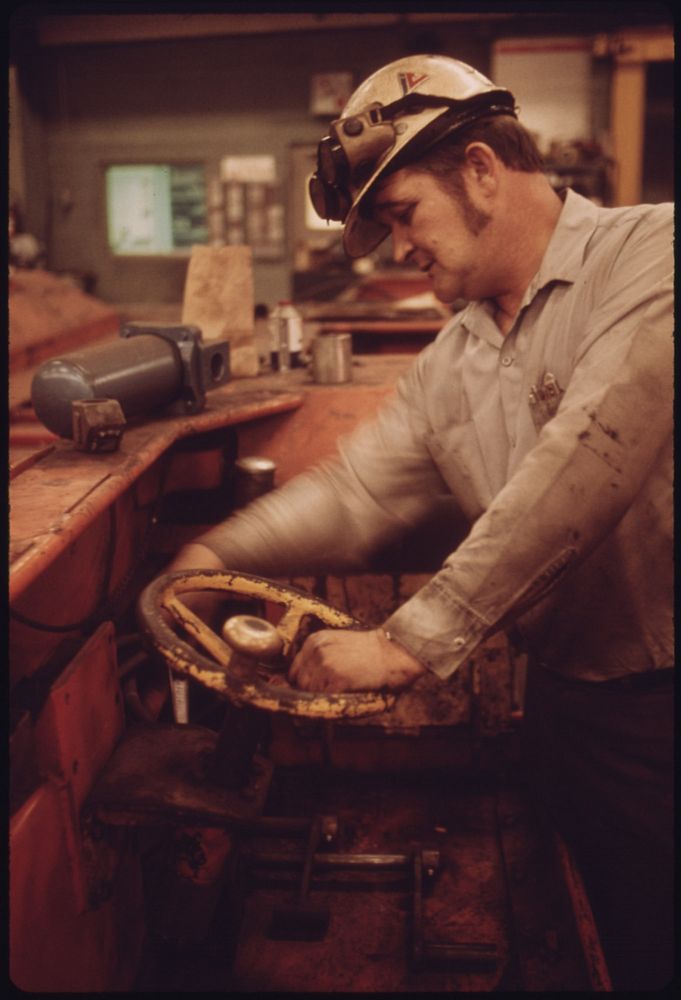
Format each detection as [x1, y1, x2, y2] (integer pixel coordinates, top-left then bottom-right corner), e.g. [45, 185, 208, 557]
[432, 283, 461, 306]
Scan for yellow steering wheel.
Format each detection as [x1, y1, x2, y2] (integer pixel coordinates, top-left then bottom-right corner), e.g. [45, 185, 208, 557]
[137, 569, 396, 719]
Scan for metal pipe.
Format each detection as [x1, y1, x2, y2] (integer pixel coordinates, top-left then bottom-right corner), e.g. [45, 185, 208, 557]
[245, 850, 419, 871]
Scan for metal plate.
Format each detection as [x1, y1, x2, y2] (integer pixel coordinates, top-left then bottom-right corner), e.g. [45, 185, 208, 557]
[87, 724, 272, 827]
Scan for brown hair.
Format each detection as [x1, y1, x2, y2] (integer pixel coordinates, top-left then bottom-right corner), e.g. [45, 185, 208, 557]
[415, 114, 545, 177]
[363, 115, 544, 234]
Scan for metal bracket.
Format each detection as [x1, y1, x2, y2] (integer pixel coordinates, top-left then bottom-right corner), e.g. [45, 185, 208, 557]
[246, 833, 497, 969]
[72, 398, 126, 452]
[411, 847, 499, 972]
[85, 725, 273, 828]
[120, 323, 230, 415]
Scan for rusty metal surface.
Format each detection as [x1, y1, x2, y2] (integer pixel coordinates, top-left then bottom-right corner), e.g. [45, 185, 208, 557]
[33, 621, 124, 817]
[137, 570, 397, 719]
[87, 725, 273, 827]
[553, 833, 612, 991]
[9, 623, 144, 992]
[494, 786, 609, 991]
[10, 777, 145, 992]
[9, 483, 156, 686]
[27, 622, 127, 914]
[9, 387, 304, 602]
[135, 768, 603, 992]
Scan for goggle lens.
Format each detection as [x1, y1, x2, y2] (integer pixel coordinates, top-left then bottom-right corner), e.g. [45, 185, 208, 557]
[308, 174, 349, 222]
[309, 174, 331, 218]
[310, 104, 409, 222]
[317, 137, 347, 186]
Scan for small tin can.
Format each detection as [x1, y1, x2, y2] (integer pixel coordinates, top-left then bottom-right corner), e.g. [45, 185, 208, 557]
[232, 456, 276, 508]
[311, 332, 353, 384]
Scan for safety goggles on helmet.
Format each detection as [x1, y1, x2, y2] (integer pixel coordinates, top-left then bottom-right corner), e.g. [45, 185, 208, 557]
[308, 55, 517, 258]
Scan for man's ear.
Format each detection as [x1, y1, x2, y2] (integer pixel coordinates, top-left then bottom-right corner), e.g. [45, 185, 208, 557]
[463, 142, 499, 191]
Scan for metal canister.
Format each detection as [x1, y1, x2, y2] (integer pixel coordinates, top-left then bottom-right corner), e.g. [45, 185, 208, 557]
[232, 456, 276, 509]
[311, 332, 353, 384]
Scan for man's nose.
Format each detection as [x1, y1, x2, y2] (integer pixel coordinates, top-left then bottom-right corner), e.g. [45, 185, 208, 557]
[391, 227, 414, 265]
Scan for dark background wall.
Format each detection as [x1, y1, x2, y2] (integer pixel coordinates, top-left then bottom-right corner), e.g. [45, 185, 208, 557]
[9, 7, 673, 307]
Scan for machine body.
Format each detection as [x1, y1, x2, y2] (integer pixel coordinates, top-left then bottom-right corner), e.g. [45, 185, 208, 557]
[31, 323, 230, 439]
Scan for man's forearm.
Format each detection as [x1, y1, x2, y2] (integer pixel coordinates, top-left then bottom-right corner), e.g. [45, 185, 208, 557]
[160, 543, 227, 624]
[167, 542, 226, 573]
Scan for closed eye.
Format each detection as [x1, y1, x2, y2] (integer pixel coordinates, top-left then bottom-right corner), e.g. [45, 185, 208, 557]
[395, 204, 415, 226]
[374, 199, 415, 228]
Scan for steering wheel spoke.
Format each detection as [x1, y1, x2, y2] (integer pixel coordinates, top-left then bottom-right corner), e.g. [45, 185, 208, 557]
[275, 605, 306, 654]
[163, 594, 234, 667]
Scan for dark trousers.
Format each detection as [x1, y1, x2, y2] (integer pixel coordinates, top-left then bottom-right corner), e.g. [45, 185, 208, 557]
[521, 664, 674, 991]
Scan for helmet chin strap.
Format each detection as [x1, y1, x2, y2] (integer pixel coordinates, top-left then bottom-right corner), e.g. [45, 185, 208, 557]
[363, 89, 516, 126]
[368, 92, 460, 122]
[403, 101, 519, 163]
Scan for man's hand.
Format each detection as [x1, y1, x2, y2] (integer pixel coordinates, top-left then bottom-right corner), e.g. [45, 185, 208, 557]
[288, 627, 426, 693]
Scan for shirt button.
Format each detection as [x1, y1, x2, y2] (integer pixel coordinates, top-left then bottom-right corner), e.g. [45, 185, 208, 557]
[501, 354, 513, 367]
[452, 637, 466, 650]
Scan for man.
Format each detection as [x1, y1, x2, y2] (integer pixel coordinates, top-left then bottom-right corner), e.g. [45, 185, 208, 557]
[168, 56, 673, 989]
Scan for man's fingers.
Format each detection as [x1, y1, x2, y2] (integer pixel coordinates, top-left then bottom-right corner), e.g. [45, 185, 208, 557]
[289, 632, 342, 691]
[288, 627, 425, 693]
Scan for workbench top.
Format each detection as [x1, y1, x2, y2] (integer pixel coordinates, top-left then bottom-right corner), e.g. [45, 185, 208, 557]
[9, 355, 415, 603]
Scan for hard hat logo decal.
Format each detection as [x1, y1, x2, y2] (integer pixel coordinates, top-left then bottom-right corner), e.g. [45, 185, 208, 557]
[398, 71, 429, 95]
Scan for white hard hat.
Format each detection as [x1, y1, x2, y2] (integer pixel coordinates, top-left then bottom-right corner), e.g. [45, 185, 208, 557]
[309, 54, 516, 258]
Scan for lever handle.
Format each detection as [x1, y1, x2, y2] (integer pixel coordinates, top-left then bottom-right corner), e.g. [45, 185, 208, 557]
[221, 614, 284, 661]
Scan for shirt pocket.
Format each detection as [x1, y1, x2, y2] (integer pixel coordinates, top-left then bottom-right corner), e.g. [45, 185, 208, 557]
[527, 370, 566, 431]
[425, 421, 494, 522]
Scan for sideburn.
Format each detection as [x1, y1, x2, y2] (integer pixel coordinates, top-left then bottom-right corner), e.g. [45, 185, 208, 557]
[420, 168, 491, 236]
[447, 176, 491, 236]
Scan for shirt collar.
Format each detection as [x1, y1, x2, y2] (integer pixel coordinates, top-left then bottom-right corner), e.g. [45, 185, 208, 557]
[459, 189, 601, 339]
[530, 188, 601, 290]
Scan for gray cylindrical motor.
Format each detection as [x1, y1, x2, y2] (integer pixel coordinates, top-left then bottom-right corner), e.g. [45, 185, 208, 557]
[31, 325, 230, 439]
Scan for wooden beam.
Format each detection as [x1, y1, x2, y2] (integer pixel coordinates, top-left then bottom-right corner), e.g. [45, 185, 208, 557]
[594, 29, 674, 63]
[35, 12, 514, 48]
[610, 60, 646, 206]
[603, 27, 673, 206]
